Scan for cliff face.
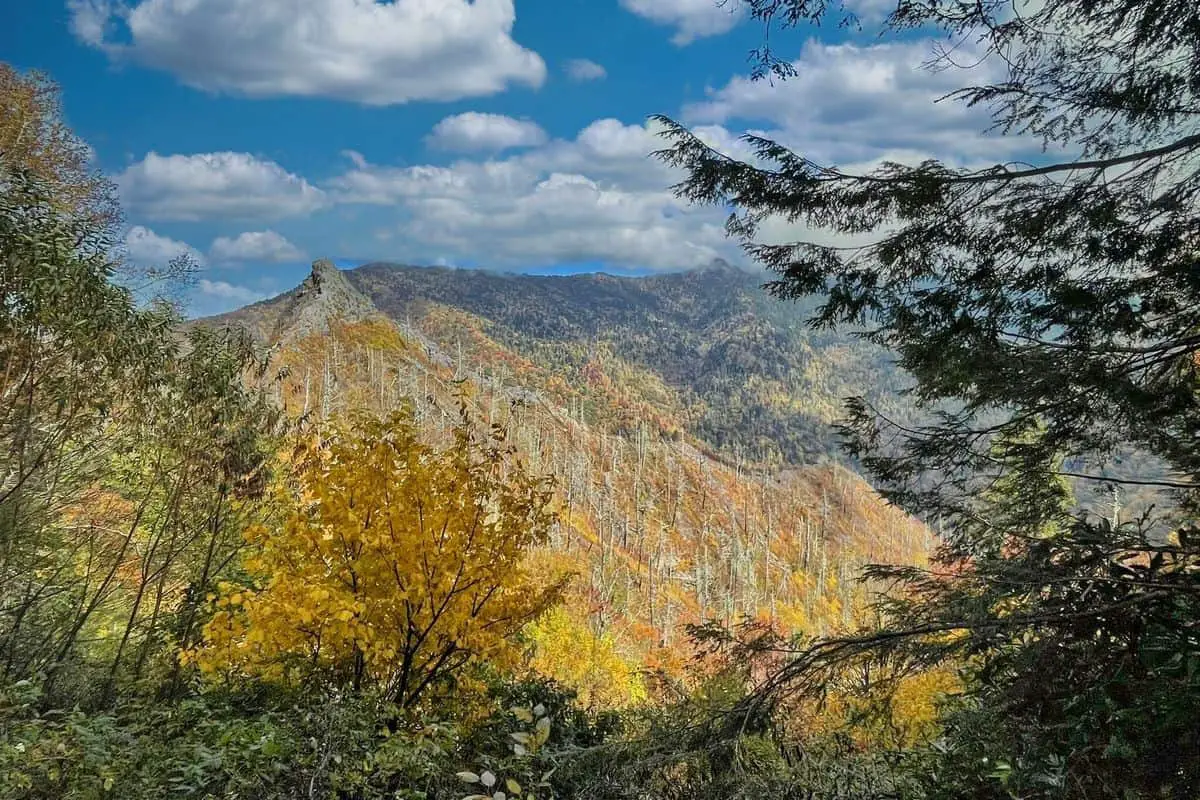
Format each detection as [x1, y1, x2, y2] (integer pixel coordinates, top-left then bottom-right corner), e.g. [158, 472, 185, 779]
[199, 259, 378, 345]
[276, 259, 377, 341]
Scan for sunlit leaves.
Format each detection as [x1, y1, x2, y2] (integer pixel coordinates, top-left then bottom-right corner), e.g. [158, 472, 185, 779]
[191, 405, 566, 706]
[0, 64, 118, 235]
[524, 606, 646, 709]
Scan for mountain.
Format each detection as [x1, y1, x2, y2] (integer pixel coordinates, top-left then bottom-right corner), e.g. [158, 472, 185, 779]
[196, 260, 930, 689]
[344, 260, 915, 467]
[200, 258, 376, 343]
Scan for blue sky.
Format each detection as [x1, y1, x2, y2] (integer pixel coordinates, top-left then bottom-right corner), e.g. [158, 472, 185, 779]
[4, 1, 1012, 315]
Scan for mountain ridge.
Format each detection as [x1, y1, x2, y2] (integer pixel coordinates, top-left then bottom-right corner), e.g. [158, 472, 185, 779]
[198, 258, 379, 345]
[192, 259, 930, 681]
[200, 258, 914, 466]
[340, 259, 912, 466]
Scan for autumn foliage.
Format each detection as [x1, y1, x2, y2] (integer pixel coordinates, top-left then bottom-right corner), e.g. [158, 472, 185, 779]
[0, 64, 118, 232]
[524, 605, 647, 709]
[190, 406, 566, 706]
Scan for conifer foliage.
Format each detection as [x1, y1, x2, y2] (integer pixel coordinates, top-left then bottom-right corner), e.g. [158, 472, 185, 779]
[657, 1, 1200, 796]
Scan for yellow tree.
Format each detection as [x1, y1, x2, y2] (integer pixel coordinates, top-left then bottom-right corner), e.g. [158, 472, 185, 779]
[0, 63, 118, 233]
[191, 405, 565, 707]
[525, 605, 647, 709]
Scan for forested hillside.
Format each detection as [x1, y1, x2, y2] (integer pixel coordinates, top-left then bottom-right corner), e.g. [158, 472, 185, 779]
[343, 261, 914, 466]
[200, 260, 931, 689]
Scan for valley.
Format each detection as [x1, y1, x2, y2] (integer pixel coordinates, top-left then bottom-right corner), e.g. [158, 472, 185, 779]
[199, 260, 931, 698]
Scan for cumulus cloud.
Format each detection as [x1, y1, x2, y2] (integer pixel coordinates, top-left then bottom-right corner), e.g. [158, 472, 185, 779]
[527, 117, 759, 192]
[564, 58, 607, 82]
[619, 0, 743, 45]
[197, 278, 262, 301]
[68, 0, 546, 105]
[123, 225, 206, 267]
[683, 38, 1017, 165]
[842, 0, 900, 23]
[427, 113, 548, 152]
[322, 41, 1025, 270]
[405, 172, 730, 268]
[115, 38, 1028, 274]
[117, 152, 327, 222]
[68, 0, 115, 47]
[210, 230, 307, 264]
[329, 119, 738, 270]
[195, 278, 270, 306]
[669, 38, 1047, 253]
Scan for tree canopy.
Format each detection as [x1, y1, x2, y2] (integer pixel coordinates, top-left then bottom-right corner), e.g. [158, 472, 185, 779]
[192, 407, 566, 708]
[656, 0, 1200, 796]
[0, 65, 118, 235]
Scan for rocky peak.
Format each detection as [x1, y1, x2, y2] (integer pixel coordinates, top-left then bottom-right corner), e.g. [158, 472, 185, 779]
[295, 258, 354, 298]
[272, 259, 377, 341]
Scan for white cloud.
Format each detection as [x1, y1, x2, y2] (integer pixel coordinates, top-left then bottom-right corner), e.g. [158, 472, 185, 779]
[328, 119, 738, 270]
[321, 41, 1028, 271]
[427, 113, 548, 152]
[845, 0, 899, 23]
[402, 171, 730, 268]
[529, 117, 759, 191]
[564, 58, 607, 82]
[668, 39, 1049, 254]
[67, 0, 114, 45]
[341, 149, 369, 170]
[123, 225, 206, 267]
[683, 38, 1017, 165]
[618, 0, 892, 46]
[114, 38, 1033, 275]
[69, 0, 546, 105]
[210, 230, 307, 264]
[118, 152, 327, 222]
[194, 278, 271, 310]
[619, 0, 743, 45]
[197, 278, 264, 302]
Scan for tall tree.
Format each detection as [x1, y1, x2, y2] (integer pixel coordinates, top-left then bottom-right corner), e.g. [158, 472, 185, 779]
[656, 1, 1200, 796]
[191, 406, 566, 708]
[0, 167, 279, 705]
[0, 64, 118, 235]
[0, 62, 198, 295]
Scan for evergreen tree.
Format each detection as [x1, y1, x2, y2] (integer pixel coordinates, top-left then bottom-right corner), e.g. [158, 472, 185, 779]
[656, 1, 1200, 796]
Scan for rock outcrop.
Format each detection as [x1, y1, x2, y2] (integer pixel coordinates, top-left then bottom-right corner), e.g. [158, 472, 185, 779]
[192, 259, 379, 345]
[270, 259, 377, 342]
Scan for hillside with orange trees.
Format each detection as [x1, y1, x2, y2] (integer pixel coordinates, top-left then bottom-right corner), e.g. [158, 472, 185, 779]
[346, 260, 919, 466]
[199, 260, 931, 701]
